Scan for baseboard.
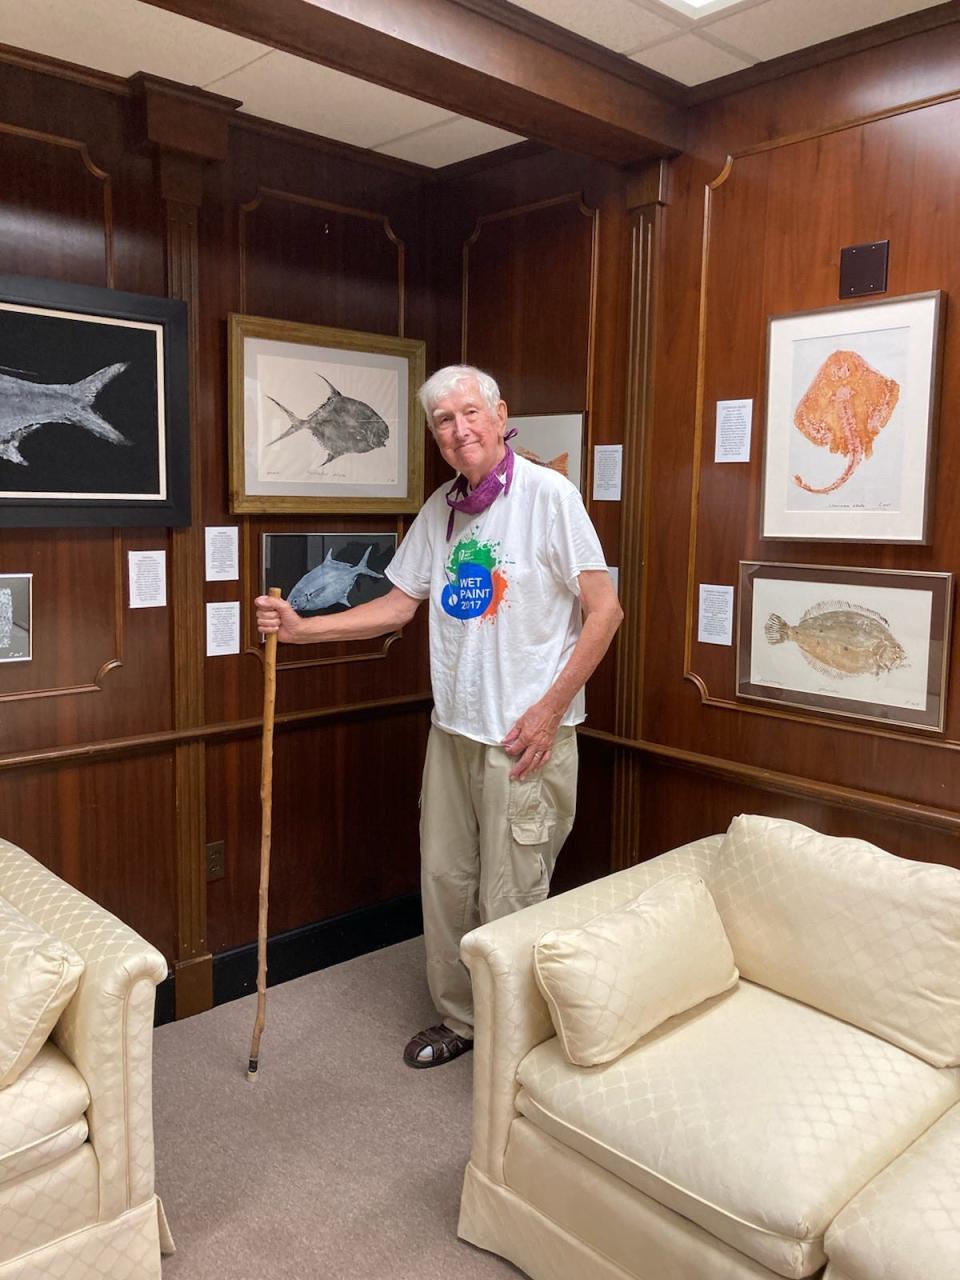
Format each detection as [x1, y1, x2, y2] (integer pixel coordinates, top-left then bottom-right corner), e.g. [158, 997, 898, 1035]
[154, 892, 423, 1025]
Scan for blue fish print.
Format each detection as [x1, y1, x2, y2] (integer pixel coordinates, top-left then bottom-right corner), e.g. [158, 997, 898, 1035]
[288, 545, 383, 614]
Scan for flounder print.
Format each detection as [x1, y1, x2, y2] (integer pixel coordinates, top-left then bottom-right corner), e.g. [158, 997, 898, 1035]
[764, 600, 907, 678]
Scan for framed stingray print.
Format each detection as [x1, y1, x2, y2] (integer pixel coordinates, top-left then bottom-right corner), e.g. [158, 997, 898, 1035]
[737, 561, 952, 732]
[760, 292, 943, 543]
[228, 314, 425, 515]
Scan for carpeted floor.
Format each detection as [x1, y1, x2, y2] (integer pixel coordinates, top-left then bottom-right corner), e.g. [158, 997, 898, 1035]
[153, 936, 523, 1279]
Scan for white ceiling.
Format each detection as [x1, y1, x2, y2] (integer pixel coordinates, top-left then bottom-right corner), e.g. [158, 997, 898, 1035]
[0, 0, 949, 167]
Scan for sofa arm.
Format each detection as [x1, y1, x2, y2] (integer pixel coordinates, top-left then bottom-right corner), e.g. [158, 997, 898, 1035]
[460, 835, 723, 1183]
[0, 837, 168, 1221]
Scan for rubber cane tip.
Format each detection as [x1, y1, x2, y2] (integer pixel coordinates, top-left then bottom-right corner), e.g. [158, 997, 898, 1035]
[246, 1059, 259, 1082]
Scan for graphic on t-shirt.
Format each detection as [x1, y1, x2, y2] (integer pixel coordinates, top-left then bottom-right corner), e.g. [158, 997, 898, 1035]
[441, 535, 508, 622]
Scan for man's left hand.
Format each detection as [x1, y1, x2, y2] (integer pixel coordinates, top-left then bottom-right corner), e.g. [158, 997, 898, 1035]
[503, 699, 564, 780]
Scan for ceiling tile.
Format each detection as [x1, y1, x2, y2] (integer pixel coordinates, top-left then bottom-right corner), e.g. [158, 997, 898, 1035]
[506, 0, 683, 54]
[0, 0, 266, 84]
[374, 118, 524, 168]
[208, 51, 453, 147]
[706, 0, 946, 62]
[631, 32, 754, 83]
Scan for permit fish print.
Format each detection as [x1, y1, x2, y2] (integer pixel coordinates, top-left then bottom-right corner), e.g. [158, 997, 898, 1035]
[288, 544, 383, 615]
[765, 599, 907, 678]
[266, 373, 389, 468]
[0, 363, 130, 466]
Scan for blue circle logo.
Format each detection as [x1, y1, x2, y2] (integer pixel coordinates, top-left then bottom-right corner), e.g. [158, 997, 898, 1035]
[441, 562, 493, 619]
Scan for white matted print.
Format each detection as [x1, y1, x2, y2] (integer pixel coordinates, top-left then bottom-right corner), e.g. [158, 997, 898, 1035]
[737, 562, 952, 731]
[761, 292, 943, 542]
[510, 414, 584, 492]
[0, 573, 31, 662]
[228, 316, 424, 514]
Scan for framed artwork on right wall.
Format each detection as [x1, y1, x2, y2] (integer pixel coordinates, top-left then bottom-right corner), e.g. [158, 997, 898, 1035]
[760, 291, 944, 544]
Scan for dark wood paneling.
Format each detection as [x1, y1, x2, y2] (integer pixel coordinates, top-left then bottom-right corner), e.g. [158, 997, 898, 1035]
[641, 22, 960, 871]
[205, 709, 429, 952]
[0, 752, 177, 955]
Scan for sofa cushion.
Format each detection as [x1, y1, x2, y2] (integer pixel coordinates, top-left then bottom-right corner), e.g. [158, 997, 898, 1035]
[712, 814, 960, 1067]
[824, 1100, 960, 1280]
[0, 896, 85, 1088]
[0, 1041, 90, 1187]
[515, 981, 960, 1279]
[533, 873, 738, 1066]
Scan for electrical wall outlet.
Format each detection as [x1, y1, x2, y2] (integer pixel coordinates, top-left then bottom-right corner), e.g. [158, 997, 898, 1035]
[206, 840, 225, 881]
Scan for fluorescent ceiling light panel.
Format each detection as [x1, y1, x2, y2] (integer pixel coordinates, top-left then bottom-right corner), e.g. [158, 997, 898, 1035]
[655, 0, 752, 17]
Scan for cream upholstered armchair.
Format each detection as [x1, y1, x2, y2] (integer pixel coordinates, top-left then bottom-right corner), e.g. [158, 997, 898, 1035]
[459, 815, 960, 1280]
[0, 835, 173, 1279]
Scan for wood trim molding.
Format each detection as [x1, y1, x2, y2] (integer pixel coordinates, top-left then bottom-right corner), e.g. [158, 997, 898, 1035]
[580, 728, 960, 836]
[682, 89, 960, 752]
[239, 187, 405, 333]
[0, 694, 434, 774]
[0, 121, 114, 285]
[461, 191, 596, 364]
[137, 0, 686, 165]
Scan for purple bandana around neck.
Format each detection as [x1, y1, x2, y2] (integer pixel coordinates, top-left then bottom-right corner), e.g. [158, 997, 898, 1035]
[444, 428, 517, 541]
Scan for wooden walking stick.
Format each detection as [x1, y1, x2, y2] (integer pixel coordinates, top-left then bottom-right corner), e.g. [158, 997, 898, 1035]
[247, 586, 281, 1081]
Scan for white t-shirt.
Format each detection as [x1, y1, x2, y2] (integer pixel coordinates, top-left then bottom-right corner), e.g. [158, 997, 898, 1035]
[386, 453, 607, 745]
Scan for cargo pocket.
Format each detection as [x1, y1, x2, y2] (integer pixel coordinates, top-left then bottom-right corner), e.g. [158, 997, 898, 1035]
[506, 775, 554, 902]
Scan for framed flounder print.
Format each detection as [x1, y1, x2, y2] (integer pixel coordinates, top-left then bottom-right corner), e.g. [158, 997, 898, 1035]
[760, 292, 943, 543]
[737, 562, 952, 732]
[228, 314, 425, 514]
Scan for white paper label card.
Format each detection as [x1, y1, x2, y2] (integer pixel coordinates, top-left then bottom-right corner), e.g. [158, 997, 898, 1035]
[128, 551, 167, 609]
[714, 399, 753, 463]
[698, 583, 734, 646]
[206, 602, 240, 656]
[592, 444, 622, 501]
[205, 526, 239, 582]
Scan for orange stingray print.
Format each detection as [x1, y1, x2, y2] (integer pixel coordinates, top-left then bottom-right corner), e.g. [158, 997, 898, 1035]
[792, 349, 900, 494]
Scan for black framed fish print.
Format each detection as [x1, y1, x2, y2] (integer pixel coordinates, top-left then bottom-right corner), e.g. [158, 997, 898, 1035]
[261, 532, 396, 618]
[228, 314, 425, 514]
[759, 292, 943, 545]
[0, 273, 189, 527]
[737, 562, 952, 732]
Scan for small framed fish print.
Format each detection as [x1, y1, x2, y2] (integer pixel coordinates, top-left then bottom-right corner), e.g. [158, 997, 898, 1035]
[0, 274, 189, 527]
[228, 314, 425, 514]
[509, 414, 585, 493]
[737, 562, 953, 732]
[0, 574, 31, 663]
[760, 292, 944, 543]
[261, 532, 397, 618]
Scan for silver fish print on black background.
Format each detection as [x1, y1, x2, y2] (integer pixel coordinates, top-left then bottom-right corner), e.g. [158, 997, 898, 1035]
[0, 364, 130, 466]
[288, 545, 383, 614]
[267, 373, 389, 467]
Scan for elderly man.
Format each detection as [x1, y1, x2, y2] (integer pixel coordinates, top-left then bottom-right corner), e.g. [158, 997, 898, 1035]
[255, 365, 622, 1068]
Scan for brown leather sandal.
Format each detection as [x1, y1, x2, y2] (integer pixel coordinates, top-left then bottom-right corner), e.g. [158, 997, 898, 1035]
[403, 1023, 474, 1069]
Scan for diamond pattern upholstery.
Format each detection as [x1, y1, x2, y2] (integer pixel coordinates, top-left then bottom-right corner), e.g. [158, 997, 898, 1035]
[824, 1101, 960, 1280]
[713, 815, 960, 1066]
[533, 873, 737, 1066]
[516, 980, 960, 1276]
[0, 837, 171, 1277]
[459, 824, 960, 1280]
[0, 1042, 89, 1187]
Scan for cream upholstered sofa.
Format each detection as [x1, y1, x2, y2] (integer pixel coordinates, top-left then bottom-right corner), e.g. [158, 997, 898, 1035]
[0, 835, 173, 1279]
[459, 814, 960, 1280]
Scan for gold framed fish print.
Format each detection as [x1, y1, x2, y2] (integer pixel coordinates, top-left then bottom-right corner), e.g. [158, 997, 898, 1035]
[737, 562, 953, 732]
[228, 314, 425, 514]
[760, 292, 944, 543]
[509, 414, 585, 492]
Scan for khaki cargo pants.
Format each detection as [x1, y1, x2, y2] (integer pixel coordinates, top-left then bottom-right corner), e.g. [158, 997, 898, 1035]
[419, 723, 578, 1039]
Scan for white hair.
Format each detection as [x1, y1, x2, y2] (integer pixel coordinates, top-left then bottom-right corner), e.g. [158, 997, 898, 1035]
[418, 365, 501, 420]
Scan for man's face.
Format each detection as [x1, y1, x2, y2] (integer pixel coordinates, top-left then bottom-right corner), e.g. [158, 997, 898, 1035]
[429, 378, 508, 487]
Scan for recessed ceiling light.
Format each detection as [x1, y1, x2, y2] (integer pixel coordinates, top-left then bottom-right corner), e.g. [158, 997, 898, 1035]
[656, 0, 748, 17]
